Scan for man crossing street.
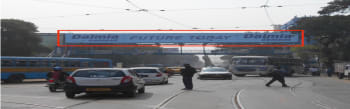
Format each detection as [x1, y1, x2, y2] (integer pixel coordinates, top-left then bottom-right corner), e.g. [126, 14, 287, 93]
[266, 65, 289, 87]
[180, 64, 197, 90]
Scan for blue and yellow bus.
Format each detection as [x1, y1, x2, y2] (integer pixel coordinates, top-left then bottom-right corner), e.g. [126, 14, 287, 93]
[1, 56, 113, 83]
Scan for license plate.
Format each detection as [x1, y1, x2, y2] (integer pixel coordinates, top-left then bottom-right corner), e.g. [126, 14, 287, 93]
[86, 88, 112, 91]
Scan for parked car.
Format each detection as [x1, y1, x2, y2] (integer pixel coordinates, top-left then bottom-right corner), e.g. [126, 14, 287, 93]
[130, 67, 168, 84]
[64, 68, 145, 98]
[198, 67, 232, 80]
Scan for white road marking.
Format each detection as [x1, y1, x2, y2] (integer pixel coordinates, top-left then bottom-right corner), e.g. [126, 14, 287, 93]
[1, 95, 62, 100]
[1, 100, 65, 109]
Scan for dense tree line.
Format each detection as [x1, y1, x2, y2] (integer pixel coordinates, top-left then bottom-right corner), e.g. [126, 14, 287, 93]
[291, 0, 350, 69]
[1, 19, 50, 56]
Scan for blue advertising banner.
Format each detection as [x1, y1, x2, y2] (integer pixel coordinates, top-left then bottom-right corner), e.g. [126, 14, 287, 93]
[64, 32, 300, 44]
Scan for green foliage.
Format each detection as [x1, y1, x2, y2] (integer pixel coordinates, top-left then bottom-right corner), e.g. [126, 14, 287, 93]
[319, 0, 350, 15]
[290, 45, 319, 62]
[291, 15, 350, 66]
[1, 19, 51, 56]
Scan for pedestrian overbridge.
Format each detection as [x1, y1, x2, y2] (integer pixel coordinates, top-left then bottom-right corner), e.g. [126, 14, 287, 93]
[49, 30, 302, 56]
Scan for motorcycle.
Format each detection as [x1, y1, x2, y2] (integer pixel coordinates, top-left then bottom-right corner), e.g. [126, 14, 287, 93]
[47, 78, 65, 92]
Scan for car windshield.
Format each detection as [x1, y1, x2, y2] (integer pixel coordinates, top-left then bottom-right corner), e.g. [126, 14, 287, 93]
[202, 68, 227, 72]
[73, 70, 125, 78]
[133, 69, 159, 73]
[233, 58, 267, 65]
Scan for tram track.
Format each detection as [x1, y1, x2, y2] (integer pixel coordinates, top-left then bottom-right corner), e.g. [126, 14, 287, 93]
[153, 80, 235, 109]
[289, 81, 303, 96]
[231, 89, 245, 109]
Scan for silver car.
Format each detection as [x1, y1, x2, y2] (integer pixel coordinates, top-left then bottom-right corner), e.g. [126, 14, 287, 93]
[64, 68, 146, 98]
[198, 67, 232, 80]
[130, 67, 169, 84]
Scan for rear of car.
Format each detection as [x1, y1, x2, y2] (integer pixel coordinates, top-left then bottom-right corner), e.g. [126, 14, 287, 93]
[130, 67, 168, 84]
[64, 68, 145, 98]
[198, 67, 232, 80]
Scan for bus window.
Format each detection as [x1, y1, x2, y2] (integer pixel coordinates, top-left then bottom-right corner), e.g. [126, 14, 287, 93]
[63, 61, 70, 67]
[28, 61, 40, 67]
[1, 60, 13, 66]
[41, 61, 49, 67]
[234, 58, 247, 65]
[248, 59, 266, 65]
[70, 61, 80, 67]
[49, 61, 58, 67]
[81, 62, 89, 67]
[93, 62, 109, 67]
[15, 60, 27, 67]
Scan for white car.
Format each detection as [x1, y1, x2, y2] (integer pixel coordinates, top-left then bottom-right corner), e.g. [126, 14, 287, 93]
[64, 68, 146, 98]
[130, 67, 168, 84]
[198, 67, 232, 80]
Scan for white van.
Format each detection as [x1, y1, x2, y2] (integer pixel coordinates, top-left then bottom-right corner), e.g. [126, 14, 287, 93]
[335, 63, 350, 79]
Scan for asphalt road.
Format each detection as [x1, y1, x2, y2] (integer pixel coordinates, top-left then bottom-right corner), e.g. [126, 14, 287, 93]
[1, 75, 350, 109]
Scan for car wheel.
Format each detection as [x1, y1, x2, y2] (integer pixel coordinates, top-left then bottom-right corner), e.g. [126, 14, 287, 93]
[126, 90, 137, 97]
[164, 80, 168, 84]
[138, 87, 145, 94]
[49, 86, 56, 92]
[227, 76, 232, 80]
[65, 91, 75, 98]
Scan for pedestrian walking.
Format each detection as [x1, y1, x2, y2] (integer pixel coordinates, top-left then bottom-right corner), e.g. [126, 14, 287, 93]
[327, 67, 333, 77]
[266, 66, 289, 87]
[180, 64, 197, 90]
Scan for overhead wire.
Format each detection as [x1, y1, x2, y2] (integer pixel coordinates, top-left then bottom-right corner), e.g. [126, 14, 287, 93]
[263, 0, 275, 26]
[26, 10, 138, 20]
[124, 0, 194, 28]
[30, 0, 127, 10]
[24, 0, 328, 30]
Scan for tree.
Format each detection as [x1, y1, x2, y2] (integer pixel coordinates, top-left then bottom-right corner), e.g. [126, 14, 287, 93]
[318, 0, 350, 15]
[1, 19, 50, 56]
[290, 45, 319, 63]
[290, 15, 350, 69]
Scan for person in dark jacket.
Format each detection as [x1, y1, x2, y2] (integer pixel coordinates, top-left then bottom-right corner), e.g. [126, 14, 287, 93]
[266, 65, 289, 87]
[46, 66, 69, 82]
[180, 64, 197, 90]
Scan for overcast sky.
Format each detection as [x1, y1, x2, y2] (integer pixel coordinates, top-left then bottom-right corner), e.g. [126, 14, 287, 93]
[2, 0, 332, 33]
